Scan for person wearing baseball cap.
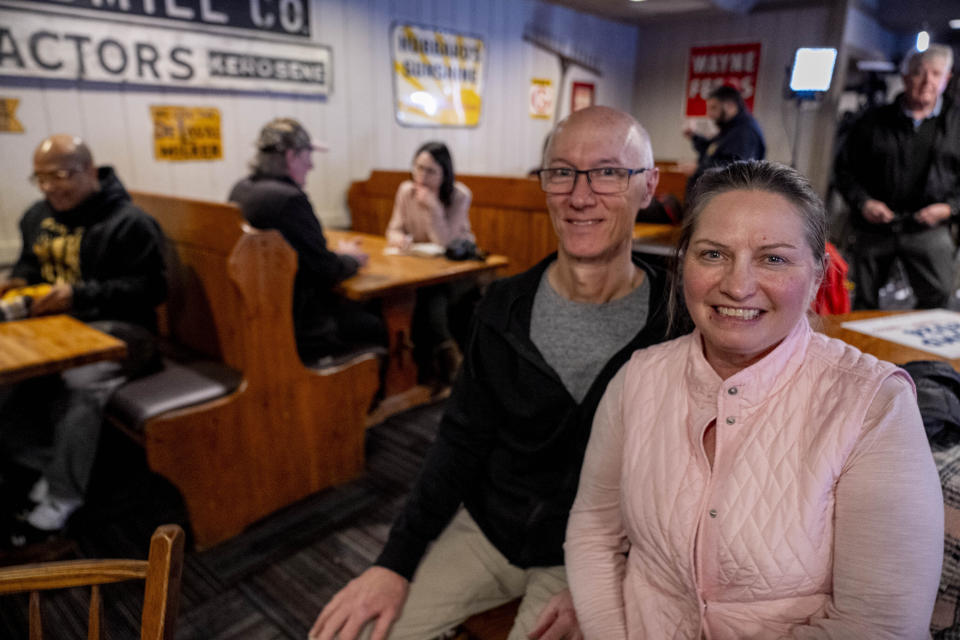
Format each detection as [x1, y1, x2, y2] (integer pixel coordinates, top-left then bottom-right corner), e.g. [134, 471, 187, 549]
[229, 118, 385, 362]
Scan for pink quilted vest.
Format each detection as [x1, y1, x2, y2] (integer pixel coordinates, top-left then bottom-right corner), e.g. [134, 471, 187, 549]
[618, 317, 904, 638]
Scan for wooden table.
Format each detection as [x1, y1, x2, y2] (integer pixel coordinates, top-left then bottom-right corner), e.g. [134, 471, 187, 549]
[633, 223, 682, 257]
[0, 315, 128, 385]
[818, 310, 960, 369]
[328, 230, 508, 422]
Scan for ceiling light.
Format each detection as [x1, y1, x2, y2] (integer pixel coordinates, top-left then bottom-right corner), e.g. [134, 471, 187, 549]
[916, 30, 930, 52]
[950, 19, 960, 29]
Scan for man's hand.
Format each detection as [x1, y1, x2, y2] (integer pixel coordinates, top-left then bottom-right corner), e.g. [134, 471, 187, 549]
[914, 203, 952, 226]
[30, 283, 73, 316]
[0, 277, 27, 297]
[308, 566, 409, 640]
[861, 199, 895, 224]
[337, 239, 370, 267]
[528, 589, 582, 640]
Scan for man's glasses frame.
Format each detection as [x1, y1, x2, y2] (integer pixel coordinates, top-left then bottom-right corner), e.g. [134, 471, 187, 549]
[535, 167, 652, 195]
[29, 168, 81, 187]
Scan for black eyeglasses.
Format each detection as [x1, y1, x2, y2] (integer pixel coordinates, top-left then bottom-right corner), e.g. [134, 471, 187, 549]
[536, 167, 651, 195]
[29, 168, 80, 187]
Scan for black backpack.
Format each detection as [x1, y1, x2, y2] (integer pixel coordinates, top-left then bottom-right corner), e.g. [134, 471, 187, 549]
[903, 360, 960, 450]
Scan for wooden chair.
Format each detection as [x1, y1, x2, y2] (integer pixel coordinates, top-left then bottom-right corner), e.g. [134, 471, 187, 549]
[0, 524, 184, 639]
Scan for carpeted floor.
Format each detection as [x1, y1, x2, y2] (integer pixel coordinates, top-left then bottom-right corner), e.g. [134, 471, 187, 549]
[0, 399, 444, 639]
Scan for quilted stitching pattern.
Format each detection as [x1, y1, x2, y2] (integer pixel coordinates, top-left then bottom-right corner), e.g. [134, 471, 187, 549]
[617, 318, 897, 638]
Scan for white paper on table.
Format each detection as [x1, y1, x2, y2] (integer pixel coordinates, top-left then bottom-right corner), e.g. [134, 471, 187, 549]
[841, 309, 960, 359]
[409, 242, 445, 257]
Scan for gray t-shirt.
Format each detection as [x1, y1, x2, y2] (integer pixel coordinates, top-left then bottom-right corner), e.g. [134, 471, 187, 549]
[530, 270, 650, 403]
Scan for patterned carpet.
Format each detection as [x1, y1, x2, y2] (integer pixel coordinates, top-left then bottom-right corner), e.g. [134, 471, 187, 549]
[0, 399, 445, 639]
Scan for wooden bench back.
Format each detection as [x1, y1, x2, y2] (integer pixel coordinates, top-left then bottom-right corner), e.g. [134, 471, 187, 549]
[348, 167, 688, 276]
[124, 192, 380, 548]
[130, 191, 301, 380]
[348, 172, 554, 276]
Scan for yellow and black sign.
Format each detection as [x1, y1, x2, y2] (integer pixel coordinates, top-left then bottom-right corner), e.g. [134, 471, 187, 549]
[0, 98, 24, 133]
[151, 106, 222, 161]
[391, 23, 484, 127]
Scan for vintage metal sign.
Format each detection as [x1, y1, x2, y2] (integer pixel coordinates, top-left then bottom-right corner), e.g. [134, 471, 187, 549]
[151, 105, 222, 161]
[685, 42, 761, 116]
[391, 22, 484, 127]
[0, 96, 23, 131]
[0, 4, 331, 95]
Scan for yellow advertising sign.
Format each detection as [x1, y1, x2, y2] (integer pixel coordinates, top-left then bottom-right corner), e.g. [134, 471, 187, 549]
[151, 106, 222, 161]
[0, 98, 24, 132]
[391, 23, 484, 127]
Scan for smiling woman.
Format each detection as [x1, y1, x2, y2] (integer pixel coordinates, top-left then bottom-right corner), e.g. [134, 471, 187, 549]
[566, 160, 944, 639]
[682, 190, 821, 378]
[676, 165, 826, 379]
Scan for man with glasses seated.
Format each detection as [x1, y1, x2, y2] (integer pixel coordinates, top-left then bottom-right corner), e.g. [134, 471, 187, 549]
[310, 106, 670, 640]
[0, 134, 166, 550]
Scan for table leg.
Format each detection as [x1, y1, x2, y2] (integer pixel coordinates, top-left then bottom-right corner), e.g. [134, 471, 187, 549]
[380, 291, 418, 396]
[365, 291, 436, 427]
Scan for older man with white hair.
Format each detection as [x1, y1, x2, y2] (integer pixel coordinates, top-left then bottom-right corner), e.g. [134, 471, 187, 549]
[835, 44, 959, 309]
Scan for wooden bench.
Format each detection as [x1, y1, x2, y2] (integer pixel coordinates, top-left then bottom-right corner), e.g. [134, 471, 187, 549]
[349, 172, 553, 277]
[348, 167, 688, 276]
[105, 192, 380, 549]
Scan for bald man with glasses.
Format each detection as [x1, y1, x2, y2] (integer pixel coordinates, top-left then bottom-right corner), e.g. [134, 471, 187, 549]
[310, 106, 671, 640]
[0, 134, 165, 551]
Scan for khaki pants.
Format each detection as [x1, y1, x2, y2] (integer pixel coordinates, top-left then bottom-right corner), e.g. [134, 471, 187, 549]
[361, 508, 568, 640]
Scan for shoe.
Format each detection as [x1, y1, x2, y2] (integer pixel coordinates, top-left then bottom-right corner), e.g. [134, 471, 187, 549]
[28, 477, 49, 504]
[0, 517, 77, 566]
[0, 495, 80, 555]
[25, 494, 82, 531]
[5, 518, 62, 549]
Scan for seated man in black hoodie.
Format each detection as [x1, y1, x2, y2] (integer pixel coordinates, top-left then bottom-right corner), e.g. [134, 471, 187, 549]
[228, 117, 385, 363]
[0, 134, 166, 546]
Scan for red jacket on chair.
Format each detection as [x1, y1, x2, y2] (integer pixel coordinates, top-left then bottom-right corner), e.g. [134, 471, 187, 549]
[813, 242, 851, 315]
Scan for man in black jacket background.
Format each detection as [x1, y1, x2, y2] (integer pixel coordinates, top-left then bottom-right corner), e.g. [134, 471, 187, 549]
[229, 118, 385, 363]
[310, 106, 670, 640]
[0, 134, 166, 547]
[835, 44, 958, 309]
[683, 84, 766, 203]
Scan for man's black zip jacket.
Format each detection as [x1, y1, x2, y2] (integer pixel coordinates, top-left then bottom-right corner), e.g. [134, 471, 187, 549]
[376, 251, 670, 580]
[834, 93, 960, 232]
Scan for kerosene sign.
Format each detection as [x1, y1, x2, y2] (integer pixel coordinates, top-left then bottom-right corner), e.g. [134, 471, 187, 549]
[0, 0, 332, 95]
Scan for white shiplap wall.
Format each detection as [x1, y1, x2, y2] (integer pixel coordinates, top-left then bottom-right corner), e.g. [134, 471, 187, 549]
[630, 3, 849, 196]
[0, 0, 639, 264]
